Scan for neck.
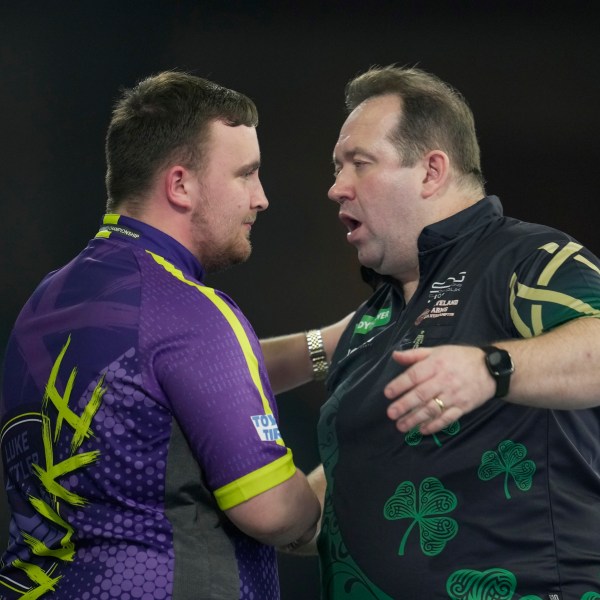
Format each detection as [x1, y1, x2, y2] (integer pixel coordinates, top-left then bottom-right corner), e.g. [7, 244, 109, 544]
[117, 201, 193, 252]
[402, 278, 419, 304]
[387, 267, 419, 304]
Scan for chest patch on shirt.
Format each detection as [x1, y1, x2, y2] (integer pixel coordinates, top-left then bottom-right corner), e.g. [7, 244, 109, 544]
[428, 271, 467, 300]
[251, 414, 281, 442]
[354, 307, 392, 335]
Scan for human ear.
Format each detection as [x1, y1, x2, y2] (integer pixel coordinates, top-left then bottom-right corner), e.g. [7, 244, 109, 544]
[165, 165, 193, 210]
[421, 151, 449, 198]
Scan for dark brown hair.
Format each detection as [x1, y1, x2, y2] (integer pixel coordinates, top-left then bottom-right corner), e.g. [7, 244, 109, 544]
[346, 66, 484, 190]
[105, 71, 258, 212]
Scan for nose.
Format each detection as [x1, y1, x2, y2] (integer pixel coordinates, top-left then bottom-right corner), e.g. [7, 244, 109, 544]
[252, 180, 269, 212]
[328, 173, 353, 205]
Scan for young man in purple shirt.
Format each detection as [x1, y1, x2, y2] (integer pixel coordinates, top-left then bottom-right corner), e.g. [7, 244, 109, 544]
[0, 71, 320, 600]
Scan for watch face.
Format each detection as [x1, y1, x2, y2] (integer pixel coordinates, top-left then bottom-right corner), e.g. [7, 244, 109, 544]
[482, 346, 514, 398]
[488, 350, 503, 371]
[486, 348, 514, 375]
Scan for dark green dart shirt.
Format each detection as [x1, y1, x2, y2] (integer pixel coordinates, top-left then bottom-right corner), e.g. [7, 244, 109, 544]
[318, 196, 600, 600]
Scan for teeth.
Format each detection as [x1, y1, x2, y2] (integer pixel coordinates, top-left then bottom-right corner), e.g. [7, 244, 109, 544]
[340, 214, 360, 233]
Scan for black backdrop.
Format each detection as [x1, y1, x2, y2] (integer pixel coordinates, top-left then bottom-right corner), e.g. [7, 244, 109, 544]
[1, 2, 598, 598]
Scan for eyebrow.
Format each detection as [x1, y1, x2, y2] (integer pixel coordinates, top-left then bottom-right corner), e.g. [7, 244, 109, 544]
[236, 159, 261, 175]
[332, 146, 377, 165]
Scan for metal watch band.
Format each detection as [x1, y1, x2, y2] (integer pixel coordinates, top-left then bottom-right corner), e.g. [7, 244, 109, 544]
[306, 329, 329, 381]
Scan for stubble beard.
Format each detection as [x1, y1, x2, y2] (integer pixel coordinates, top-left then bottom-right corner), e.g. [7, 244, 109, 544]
[191, 208, 252, 273]
[203, 240, 252, 274]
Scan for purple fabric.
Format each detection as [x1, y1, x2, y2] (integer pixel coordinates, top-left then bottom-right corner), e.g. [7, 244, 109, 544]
[1, 215, 286, 599]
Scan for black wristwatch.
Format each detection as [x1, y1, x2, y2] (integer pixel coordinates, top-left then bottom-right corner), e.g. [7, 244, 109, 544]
[481, 346, 514, 398]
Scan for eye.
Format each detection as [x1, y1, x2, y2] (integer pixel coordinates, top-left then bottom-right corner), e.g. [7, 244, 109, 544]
[244, 167, 259, 178]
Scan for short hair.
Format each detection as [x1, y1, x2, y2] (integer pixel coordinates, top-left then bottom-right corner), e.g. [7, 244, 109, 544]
[105, 71, 259, 213]
[345, 66, 485, 190]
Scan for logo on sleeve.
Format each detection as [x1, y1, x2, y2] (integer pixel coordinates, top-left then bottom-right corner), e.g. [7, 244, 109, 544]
[251, 414, 281, 442]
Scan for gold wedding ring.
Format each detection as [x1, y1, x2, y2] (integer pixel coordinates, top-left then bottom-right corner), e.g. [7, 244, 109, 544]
[433, 397, 445, 413]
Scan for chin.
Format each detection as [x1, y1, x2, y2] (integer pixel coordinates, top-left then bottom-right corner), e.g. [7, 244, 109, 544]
[357, 253, 381, 272]
[204, 246, 252, 274]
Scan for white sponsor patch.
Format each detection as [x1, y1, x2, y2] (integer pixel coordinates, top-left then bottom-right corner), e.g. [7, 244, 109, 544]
[251, 414, 281, 441]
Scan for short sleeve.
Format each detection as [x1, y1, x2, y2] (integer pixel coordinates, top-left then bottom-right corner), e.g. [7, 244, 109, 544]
[141, 255, 295, 511]
[509, 239, 600, 338]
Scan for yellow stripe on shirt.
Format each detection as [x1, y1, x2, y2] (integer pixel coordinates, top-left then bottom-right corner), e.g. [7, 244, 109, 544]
[147, 251, 284, 446]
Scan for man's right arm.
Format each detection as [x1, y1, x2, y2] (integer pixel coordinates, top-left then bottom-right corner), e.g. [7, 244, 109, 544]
[225, 467, 321, 548]
[277, 464, 325, 555]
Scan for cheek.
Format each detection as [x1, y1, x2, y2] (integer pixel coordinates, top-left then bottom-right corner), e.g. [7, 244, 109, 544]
[363, 181, 402, 218]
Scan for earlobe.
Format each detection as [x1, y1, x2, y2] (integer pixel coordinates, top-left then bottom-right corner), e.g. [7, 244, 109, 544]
[165, 165, 193, 210]
[421, 151, 449, 198]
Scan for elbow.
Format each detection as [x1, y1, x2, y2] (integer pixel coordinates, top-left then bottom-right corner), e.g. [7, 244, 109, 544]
[225, 475, 321, 547]
[236, 499, 319, 547]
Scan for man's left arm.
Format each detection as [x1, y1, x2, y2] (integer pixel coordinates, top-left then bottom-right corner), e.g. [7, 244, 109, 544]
[384, 317, 600, 435]
[260, 313, 353, 394]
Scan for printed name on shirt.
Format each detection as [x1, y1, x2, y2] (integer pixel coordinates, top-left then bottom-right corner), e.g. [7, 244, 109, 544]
[415, 298, 461, 325]
[251, 414, 281, 442]
[2, 429, 40, 491]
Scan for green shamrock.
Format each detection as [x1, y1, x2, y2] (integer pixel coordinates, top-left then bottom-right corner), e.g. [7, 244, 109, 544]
[446, 568, 517, 600]
[383, 476, 458, 556]
[478, 440, 536, 499]
[446, 566, 598, 600]
[405, 421, 460, 448]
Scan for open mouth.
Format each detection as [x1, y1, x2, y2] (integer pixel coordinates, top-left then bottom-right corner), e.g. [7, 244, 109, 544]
[339, 213, 361, 234]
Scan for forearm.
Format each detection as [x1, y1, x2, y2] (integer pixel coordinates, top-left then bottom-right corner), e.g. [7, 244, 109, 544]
[226, 469, 321, 547]
[279, 464, 325, 556]
[261, 332, 313, 394]
[385, 317, 600, 436]
[499, 317, 600, 409]
[260, 313, 354, 394]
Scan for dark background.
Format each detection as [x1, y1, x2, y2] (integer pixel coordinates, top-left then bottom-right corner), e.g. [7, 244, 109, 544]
[1, 1, 598, 598]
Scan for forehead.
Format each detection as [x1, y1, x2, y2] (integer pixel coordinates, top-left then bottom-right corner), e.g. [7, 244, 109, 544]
[206, 119, 260, 159]
[334, 94, 402, 156]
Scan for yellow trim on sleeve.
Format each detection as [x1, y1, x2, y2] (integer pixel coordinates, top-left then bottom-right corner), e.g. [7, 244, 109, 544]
[531, 304, 544, 336]
[536, 241, 582, 287]
[538, 242, 559, 254]
[574, 254, 600, 275]
[515, 283, 600, 317]
[214, 448, 296, 511]
[146, 251, 285, 447]
[509, 273, 533, 338]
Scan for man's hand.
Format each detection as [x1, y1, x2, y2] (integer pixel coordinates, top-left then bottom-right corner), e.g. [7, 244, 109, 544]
[384, 345, 496, 434]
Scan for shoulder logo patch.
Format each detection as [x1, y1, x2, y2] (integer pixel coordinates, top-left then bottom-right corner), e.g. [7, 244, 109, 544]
[251, 414, 281, 442]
